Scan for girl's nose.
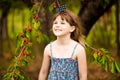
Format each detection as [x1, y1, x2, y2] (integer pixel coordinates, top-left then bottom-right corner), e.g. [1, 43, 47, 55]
[55, 23, 60, 27]
[55, 25, 60, 27]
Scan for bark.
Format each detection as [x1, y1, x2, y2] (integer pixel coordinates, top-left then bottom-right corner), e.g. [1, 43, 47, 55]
[116, 0, 120, 56]
[78, 0, 117, 36]
[0, 19, 2, 55]
[0, 8, 10, 55]
[22, 0, 33, 8]
[38, 7, 53, 47]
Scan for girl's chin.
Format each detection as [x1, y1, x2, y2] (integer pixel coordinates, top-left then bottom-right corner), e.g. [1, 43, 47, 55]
[54, 34, 62, 37]
[54, 33, 64, 37]
[53, 32, 62, 36]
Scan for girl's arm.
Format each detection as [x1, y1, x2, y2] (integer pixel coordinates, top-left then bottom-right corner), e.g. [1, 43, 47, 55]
[38, 44, 51, 80]
[77, 44, 87, 80]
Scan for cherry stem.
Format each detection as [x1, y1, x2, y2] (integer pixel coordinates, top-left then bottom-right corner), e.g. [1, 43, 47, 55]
[18, 46, 26, 58]
[85, 42, 96, 50]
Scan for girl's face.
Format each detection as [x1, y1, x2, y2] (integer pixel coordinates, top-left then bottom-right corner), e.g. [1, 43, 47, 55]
[52, 15, 75, 37]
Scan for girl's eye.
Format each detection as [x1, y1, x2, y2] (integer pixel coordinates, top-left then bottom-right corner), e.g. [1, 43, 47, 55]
[61, 22, 65, 24]
[53, 22, 57, 24]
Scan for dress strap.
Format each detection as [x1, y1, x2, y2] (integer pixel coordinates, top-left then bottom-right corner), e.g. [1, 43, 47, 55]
[50, 42, 53, 57]
[71, 43, 78, 58]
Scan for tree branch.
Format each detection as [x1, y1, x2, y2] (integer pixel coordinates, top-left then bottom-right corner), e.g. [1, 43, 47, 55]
[78, 0, 117, 36]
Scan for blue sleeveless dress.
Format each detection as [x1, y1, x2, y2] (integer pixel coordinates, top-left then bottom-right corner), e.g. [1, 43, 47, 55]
[48, 43, 79, 80]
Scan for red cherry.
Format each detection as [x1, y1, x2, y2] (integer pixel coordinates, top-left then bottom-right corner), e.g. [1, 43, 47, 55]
[95, 50, 99, 54]
[22, 52, 26, 55]
[22, 52, 29, 56]
[92, 50, 98, 55]
[19, 57, 23, 61]
[28, 27, 32, 32]
[100, 53, 104, 58]
[20, 33, 24, 38]
[53, 5, 57, 9]
[25, 52, 30, 56]
[24, 39, 28, 45]
[32, 2, 35, 7]
[33, 14, 38, 19]
[17, 71, 20, 74]
[25, 27, 28, 30]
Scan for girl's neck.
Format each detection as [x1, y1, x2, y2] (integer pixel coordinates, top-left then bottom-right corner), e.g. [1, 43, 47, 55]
[56, 36, 73, 46]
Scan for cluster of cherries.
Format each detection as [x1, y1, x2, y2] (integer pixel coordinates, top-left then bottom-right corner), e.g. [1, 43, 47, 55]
[19, 27, 32, 61]
[33, 14, 38, 20]
[92, 50, 104, 58]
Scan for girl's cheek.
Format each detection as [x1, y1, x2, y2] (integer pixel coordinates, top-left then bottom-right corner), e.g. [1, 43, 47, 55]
[52, 25, 55, 29]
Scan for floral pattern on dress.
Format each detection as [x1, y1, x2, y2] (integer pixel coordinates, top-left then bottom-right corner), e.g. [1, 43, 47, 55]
[48, 57, 79, 80]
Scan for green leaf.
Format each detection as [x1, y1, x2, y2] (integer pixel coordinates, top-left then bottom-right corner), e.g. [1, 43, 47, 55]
[111, 62, 116, 73]
[25, 31, 31, 39]
[19, 69, 30, 80]
[30, 53, 35, 60]
[16, 74, 24, 80]
[93, 53, 98, 60]
[21, 57, 28, 67]
[2, 73, 11, 80]
[105, 61, 109, 72]
[98, 56, 105, 66]
[115, 61, 120, 73]
[49, 3, 54, 12]
[43, 34, 50, 42]
[33, 21, 41, 30]
[100, 48, 109, 54]
[26, 46, 31, 53]
[89, 56, 95, 63]
[15, 35, 22, 53]
[101, 56, 106, 65]
[106, 55, 111, 60]
[8, 64, 14, 72]
[20, 41, 24, 47]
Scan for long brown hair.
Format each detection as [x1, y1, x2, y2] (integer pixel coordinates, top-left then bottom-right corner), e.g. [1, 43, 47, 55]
[52, 10, 85, 47]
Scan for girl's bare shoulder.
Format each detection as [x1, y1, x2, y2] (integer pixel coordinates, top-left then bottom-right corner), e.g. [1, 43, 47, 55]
[44, 41, 56, 56]
[75, 43, 86, 56]
[43, 43, 51, 57]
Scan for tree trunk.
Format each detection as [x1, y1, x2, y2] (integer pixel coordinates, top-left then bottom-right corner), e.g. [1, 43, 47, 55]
[116, 0, 120, 56]
[0, 18, 2, 55]
[2, 13, 12, 54]
[78, 0, 117, 36]
[39, 7, 53, 47]
[0, 7, 10, 55]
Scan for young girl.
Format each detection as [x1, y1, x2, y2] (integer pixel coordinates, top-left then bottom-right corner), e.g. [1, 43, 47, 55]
[38, 10, 87, 80]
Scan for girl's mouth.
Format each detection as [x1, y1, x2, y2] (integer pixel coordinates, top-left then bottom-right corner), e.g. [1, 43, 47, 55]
[55, 29, 62, 31]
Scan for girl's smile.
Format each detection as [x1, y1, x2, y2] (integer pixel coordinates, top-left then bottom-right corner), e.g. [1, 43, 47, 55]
[52, 15, 74, 37]
[54, 28, 62, 32]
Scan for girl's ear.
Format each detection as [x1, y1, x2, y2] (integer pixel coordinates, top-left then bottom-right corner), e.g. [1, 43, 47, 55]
[70, 26, 75, 32]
